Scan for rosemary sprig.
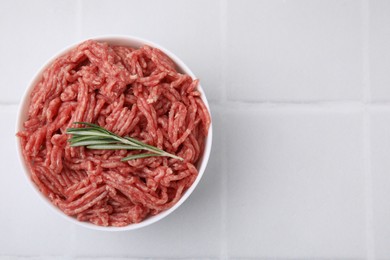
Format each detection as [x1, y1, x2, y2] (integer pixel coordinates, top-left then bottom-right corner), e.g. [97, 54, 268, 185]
[66, 122, 183, 162]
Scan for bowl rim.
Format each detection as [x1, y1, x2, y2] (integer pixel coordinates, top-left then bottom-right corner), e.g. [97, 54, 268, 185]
[15, 34, 213, 231]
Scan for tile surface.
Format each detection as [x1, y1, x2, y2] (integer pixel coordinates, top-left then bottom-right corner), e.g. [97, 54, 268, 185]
[81, 0, 222, 102]
[226, 0, 364, 102]
[370, 0, 390, 101]
[0, 106, 75, 256]
[0, 0, 80, 104]
[225, 107, 366, 258]
[371, 109, 390, 259]
[2, 0, 390, 259]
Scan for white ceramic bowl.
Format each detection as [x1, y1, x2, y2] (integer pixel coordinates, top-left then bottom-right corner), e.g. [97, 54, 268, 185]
[16, 35, 213, 231]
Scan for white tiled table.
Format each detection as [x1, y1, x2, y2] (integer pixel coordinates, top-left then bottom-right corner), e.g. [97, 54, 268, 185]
[1, 0, 390, 259]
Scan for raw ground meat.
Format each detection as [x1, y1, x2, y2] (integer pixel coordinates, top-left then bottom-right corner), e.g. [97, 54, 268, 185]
[17, 40, 211, 227]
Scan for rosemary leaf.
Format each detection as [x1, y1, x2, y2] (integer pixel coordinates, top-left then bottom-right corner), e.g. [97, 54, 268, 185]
[121, 153, 163, 161]
[65, 130, 109, 137]
[68, 136, 114, 143]
[70, 140, 119, 147]
[125, 137, 163, 153]
[86, 144, 140, 150]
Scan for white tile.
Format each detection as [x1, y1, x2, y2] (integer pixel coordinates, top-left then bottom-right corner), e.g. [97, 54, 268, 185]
[225, 107, 366, 258]
[370, 0, 390, 101]
[1, 105, 222, 258]
[0, 105, 75, 255]
[81, 0, 222, 102]
[370, 109, 390, 259]
[226, 0, 364, 102]
[1, 258, 72, 260]
[0, 0, 80, 104]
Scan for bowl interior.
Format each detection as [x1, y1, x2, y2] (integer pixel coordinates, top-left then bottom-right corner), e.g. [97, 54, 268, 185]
[16, 35, 213, 231]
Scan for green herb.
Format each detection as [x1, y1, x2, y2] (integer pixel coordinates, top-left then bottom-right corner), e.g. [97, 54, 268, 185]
[66, 122, 183, 162]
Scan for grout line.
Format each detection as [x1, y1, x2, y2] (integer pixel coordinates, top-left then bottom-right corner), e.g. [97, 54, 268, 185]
[0, 102, 19, 107]
[0, 256, 219, 260]
[76, 0, 83, 39]
[209, 99, 390, 108]
[363, 110, 375, 260]
[212, 99, 365, 106]
[219, 109, 228, 260]
[209, 100, 367, 113]
[361, 0, 375, 258]
[362, 0, 371, 105]
[219, 0, 228, 105]
[219, 1, 229, 259]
